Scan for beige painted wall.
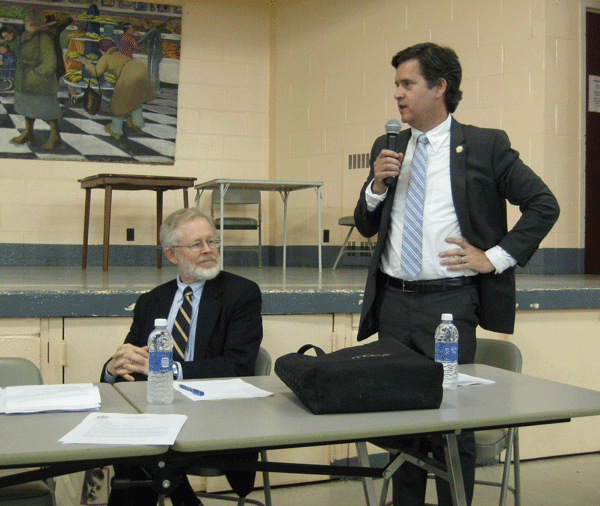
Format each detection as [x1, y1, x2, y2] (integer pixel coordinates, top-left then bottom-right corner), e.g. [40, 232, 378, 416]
[0, 0, 594, 251]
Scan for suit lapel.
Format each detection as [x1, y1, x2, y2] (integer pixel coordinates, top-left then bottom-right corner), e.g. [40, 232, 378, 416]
[153, 280, 178, 318]
[449, 119, 475, 241]
[193, 275, 222, 359]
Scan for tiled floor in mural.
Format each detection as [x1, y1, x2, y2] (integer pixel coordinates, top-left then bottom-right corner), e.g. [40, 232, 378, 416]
[0, 82, 177, 164]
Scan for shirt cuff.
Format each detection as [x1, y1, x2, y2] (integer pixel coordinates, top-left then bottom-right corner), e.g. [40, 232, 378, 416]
[173, 361, 182, 380]
[103, 365, 117, 384]
[365, 180, 387, 212]
[485, 245, 518, 274]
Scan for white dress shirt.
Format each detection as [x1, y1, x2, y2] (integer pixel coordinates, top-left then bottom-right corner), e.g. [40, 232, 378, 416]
[366, 115, 516, 280]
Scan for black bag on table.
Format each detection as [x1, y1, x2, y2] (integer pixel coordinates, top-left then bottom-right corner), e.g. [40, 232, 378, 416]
[274, 339, 444, 415]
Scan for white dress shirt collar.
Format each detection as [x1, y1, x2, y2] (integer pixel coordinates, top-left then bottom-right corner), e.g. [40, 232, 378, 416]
[410, 114, 452, 152]
[176, 276, 205, 300]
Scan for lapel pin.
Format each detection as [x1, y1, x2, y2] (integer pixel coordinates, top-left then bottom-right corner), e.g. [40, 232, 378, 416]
[456, 145, 464, 153]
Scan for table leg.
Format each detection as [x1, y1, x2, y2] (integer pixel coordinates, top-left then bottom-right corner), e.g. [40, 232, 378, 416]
[102, 185, 112, 272]
[183, 188, 189, 208]
[279, 190, 289, 270]
[375, 437, 466, 506]
[356, 442, 379, 506]
[157, 190, 163, 268]
[316, 186, 322, 272]
[443, 433, 468, 506]
[82, 188, 91, 269]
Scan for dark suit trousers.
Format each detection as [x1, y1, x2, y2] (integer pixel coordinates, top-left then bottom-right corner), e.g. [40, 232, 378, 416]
[374, 278, 479, 506]
[108, 453, 257, 506]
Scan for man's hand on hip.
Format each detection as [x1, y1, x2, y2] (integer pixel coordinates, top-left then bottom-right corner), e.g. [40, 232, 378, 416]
[439, 237, 494, 274]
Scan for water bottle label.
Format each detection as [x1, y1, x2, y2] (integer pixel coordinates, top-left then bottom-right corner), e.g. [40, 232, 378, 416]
[435, 342, 458, 362]
[149, 351, 173, 373]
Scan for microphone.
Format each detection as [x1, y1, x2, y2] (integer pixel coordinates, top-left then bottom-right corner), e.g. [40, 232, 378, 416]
[383, 119, 401, 187]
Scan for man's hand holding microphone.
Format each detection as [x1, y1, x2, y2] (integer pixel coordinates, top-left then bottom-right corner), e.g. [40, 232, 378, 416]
[372, 119, 404, 195]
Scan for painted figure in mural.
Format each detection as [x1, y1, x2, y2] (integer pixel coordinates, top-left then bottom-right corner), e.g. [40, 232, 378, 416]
[137, 17, 163, 95]
[11, 8, 62, 151]
[79, 38, 155, 140]
[118, 22, 140, 58]
[0, 25, 21, 56]
[102, 23, 120, 49]
[0, 42, 16, 91]
[64, 21, 87, 103]
[0, 43, 16, 74]
[44, 14, 73, 81]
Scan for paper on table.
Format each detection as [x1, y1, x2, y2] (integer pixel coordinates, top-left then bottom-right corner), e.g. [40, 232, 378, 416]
[175, 378, 273, 401]
[1, 383, 101, 414]
[457, 373, 495, 387]
[60, 412, 187, 445]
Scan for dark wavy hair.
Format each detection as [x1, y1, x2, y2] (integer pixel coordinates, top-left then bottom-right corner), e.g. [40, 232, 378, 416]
[391, 43, 463, 113]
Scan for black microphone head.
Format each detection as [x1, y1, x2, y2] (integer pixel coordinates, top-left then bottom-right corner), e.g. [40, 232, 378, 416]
[385, 119, 401, 134]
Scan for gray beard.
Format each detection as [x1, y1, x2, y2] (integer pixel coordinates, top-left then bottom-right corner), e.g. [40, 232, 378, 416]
[181, 262, 221, 281]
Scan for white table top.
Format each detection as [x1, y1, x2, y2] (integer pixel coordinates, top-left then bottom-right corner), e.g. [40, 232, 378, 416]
[113, 364, 600, 454]
[0, 383, 166, 469]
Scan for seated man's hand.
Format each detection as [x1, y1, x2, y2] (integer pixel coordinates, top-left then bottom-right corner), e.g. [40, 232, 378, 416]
[107, 343, 149, 381]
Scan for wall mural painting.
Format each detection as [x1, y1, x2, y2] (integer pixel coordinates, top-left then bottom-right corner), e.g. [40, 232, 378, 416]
[0, 1, 181, 164]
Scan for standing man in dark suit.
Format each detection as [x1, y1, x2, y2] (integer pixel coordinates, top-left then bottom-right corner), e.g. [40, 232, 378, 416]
[101, 207, 263, 506]
[354, 43, 559, 506]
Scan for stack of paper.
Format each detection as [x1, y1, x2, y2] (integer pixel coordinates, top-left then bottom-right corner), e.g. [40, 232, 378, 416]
[0, 383, 101, 414]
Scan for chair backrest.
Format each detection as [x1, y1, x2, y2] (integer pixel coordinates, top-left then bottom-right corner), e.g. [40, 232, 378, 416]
[0, 357, 43, 387]
[474, 338, 522, 373]
[211, 188, 261, 206]
[254, 347, 272, 376]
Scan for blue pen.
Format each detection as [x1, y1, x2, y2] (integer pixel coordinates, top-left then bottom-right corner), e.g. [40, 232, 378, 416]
[179, 384, 205, 396]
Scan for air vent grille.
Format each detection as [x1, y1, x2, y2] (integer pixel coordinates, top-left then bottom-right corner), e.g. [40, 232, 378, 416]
[348, 153, 370, 170]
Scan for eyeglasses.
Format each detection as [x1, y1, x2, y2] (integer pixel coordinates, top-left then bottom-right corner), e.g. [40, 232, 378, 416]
[171, 239, 221, 252]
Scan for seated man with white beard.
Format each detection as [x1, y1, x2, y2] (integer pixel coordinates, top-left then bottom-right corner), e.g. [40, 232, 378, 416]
[101, 207, 263, 506]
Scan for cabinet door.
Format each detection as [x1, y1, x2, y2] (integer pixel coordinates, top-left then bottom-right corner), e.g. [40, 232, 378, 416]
[63, 317, 133, 384]
[0, 318, 44, 376]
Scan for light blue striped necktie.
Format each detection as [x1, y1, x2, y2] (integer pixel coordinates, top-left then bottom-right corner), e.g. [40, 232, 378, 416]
[401, 133, 429, 278]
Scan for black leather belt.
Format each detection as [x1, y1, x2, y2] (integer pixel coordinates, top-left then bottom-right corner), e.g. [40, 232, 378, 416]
[378, 271, 477, 293]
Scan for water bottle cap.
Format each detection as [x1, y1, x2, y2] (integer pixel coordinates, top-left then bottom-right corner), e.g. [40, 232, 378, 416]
[154, 318, 168, 327]
[441, 313, 453, 321]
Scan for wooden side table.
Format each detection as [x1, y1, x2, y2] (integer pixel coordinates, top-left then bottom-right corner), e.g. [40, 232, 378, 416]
[79, 174, 197, 271]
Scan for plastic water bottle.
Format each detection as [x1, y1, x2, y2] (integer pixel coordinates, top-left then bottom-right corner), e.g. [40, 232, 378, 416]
[147, 318, 174, 404]
[434, 313, 459, 390]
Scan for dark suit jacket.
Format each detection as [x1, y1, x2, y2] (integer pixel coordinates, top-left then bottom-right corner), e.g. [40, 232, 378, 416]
[354, 118, 560, 338]
[101, 271, 262, 498]
[101, 270, 263, 382]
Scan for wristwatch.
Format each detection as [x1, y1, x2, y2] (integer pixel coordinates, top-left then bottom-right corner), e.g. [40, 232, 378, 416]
[173, 361, 180, 379]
